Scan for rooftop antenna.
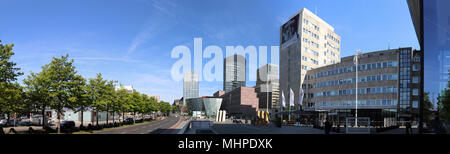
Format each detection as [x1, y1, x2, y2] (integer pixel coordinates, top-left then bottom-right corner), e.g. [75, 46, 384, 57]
[315, 6, 317, 15]
[388, 40, 390, 50]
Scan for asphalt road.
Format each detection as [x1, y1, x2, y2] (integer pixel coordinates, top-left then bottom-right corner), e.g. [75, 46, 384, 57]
[94, 116, 181, 134]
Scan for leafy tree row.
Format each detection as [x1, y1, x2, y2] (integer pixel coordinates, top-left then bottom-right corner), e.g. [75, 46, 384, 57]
[0, 40, 172, 133]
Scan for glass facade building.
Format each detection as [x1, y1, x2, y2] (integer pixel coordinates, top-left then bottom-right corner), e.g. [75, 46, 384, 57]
[224, 54, 246, 93]
[186, 98, 223, 117]
[183, 71, 199, 106]
[408, 0, 450, 128]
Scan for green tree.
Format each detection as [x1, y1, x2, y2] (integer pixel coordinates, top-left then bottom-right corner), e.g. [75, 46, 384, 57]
[23, 71, 52, 128]
[0, 82, 25, 126]
[87, 73, 112, 126]
[42, 54, 84, 133]
[0, 40, 24, 125]
[129, 91, 143, 123]
[423, 92, 435, 124]
[70, 76, 91, 127]
[115, 86, 130, 123]
[104, 80, 116, 125]
[438, 82, 450, 124]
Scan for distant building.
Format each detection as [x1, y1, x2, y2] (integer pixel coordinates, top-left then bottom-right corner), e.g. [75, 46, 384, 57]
[255, 64, 280, 111]
[115, 85, 135, 93]
[213, 90, 225, 98]
[185, 97, 223, 117]
[183, 71, 199, 106]
[147, 94, 160, 102]
[219, 87, 259, 117]
[173, 99, 181, 106]
[224, 54, 246, 93]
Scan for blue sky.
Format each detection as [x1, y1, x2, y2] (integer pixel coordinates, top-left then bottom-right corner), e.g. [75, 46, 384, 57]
[0, 0, 419, 104]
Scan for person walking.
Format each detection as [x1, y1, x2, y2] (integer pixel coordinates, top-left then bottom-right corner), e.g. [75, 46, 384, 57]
[324, 118, 331, 134]
[405, 121, 412, 134]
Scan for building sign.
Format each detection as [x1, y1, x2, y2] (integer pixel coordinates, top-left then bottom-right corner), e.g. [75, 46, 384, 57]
[281, 14, 299, 49]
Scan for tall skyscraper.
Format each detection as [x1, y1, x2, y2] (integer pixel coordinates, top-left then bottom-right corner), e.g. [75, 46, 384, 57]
[280, 8, 341, 108]
[183, 71, 199, 106]
[224, 54, 246, 93]
[255, 64, 280, 110]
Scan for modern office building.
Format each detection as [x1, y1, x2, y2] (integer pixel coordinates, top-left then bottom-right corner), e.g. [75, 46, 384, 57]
[224, 54, 246, 93]
[255, 64, 280, 111]
[303, 48, 421, 123]
[183, 71, 199, 106]
[280, 8, 341, 108]
[219, 87, 259, 117]
[408, 0, 450, 127]
[185, 97, 223, 117]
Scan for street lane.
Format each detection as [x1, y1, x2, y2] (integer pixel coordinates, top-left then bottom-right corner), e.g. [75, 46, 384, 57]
[94, 116, 181, 134]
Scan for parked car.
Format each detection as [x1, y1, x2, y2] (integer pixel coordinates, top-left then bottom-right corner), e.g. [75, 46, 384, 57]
[124, 118, 134, 124]
[19, 121, 33, 126]
[0, 119, 7, 126]
[60, 120, 76, 132]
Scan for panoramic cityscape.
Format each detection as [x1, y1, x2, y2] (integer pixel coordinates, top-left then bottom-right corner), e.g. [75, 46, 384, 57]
[0, 0, 449, 138]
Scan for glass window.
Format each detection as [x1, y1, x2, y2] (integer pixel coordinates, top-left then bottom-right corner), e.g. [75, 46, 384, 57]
[413, 76, 419, 83]
[413, 89, 419, 96]
[413, 64, 419, 71]
[413, 101, 418, 108]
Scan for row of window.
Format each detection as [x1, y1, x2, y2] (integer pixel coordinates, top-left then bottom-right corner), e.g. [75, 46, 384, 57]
[323, 50, 338, 58]
[314, 61, 398, 79]
[326, 33, 339, 44]
[315, 99, 398, 107]
[325, 42, 339, 51]
[302, 37, 319, 48]
[314, 86, 398, 97]
[302, 28, 319, 40]
[314, 74, 398, 88]
[303, 19, 320, 31]
[304, 46, 319, 57]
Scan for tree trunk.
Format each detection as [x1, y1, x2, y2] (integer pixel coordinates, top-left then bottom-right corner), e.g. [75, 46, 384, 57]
[122, 112, 125, 123]
[57, 112, 61, 134]
[96, 110, 99, 126]
[112, 111, 115, 123]
[80, 109, 84, 127]
[106, 105, 109, 125]
[41, 107, 46, 129]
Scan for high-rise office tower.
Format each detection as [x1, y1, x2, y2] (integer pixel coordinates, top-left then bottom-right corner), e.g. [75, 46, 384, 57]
[183, 71, 199, 106]
[280, 8, 341, 108]
[224, 54, 246, 93]
[255, 64, 280, 110]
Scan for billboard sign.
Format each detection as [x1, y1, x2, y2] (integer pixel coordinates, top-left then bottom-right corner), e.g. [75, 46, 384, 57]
[281, 14, 299, 48]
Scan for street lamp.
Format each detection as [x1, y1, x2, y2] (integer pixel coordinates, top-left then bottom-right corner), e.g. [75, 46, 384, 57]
[353, 49, 361, 127]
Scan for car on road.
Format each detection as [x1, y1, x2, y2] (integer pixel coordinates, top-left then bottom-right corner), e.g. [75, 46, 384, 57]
[124, 118, 134, 125]
[60, 120, 76, 132]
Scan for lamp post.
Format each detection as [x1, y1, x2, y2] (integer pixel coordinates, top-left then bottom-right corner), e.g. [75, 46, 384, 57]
[354, 49, 361, 127]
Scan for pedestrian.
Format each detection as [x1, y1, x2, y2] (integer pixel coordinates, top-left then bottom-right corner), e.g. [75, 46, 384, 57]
[405, 121, 412, 134]
[324, 118, 331, 134]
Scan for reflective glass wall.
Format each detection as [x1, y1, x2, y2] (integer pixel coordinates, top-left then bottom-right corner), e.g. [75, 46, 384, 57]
[424, 0, 450, 122]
